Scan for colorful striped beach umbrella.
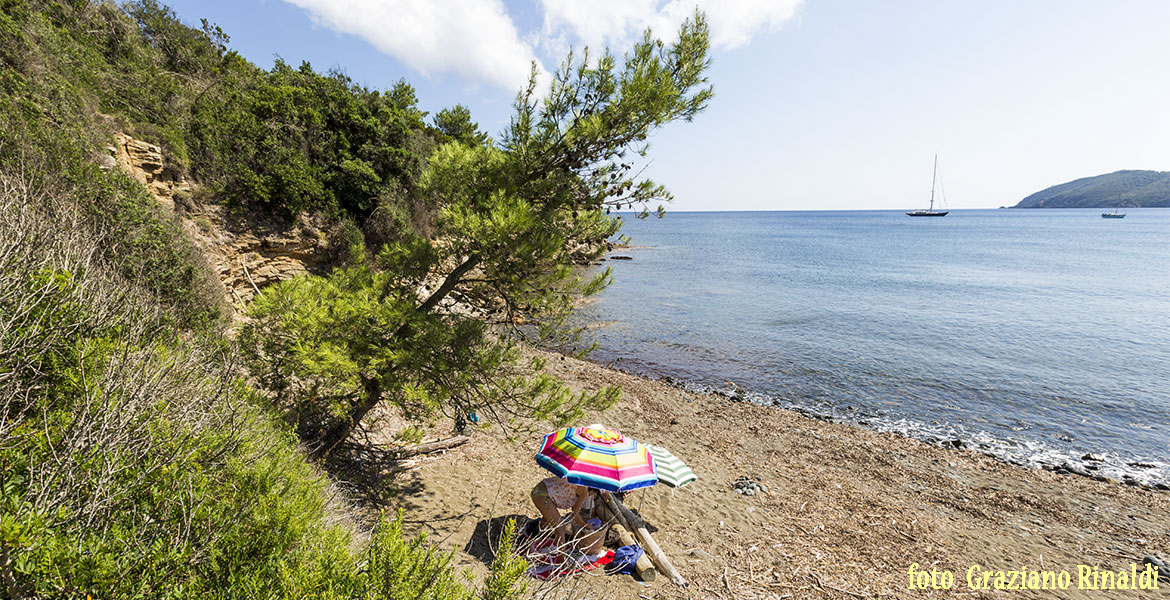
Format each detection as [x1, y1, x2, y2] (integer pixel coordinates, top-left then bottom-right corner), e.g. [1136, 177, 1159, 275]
[645, 445, 697, 488]
[535, 425, 658, 492]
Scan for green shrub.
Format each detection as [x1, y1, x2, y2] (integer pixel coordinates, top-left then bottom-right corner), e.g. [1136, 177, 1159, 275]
[0, 174, 528, 599]
[0, 102, 223, 330]
[2, 0, 440, 231]
[365, 512, 475, 600]
[395, 425, 427, 445]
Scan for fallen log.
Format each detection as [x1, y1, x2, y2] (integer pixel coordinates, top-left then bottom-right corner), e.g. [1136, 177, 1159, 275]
[391, 435, 469, 459]
[595, 503, 656, 581]
[603, 492, 687, 587]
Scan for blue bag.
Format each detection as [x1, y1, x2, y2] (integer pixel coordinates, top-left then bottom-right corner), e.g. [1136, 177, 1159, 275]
[608, 544, 644, 576]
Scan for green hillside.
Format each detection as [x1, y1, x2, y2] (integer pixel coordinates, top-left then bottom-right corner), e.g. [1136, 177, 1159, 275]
[1013, 170, 1170, 208]
[1, 0, 711, 596]
[0, 2, 530, 597]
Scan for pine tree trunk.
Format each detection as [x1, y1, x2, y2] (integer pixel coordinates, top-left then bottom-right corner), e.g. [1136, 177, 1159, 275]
[313, 376, 381, 460]
[313, 255, 478, 459]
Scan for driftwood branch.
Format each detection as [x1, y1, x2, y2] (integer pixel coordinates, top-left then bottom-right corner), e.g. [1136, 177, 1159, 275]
[596, 501, 656, 581]
[603, 491, 686, 587]
[391, 435, 469, 459]
[241, 257, 263, 299]
[228, 285, 245, 309]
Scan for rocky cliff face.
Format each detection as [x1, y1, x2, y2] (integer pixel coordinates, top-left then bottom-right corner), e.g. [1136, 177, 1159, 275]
[103, 133, 609, 317]
[103, 133, 191, 210]
[191, 206, 335, 306]
[104, 132, 338, 311]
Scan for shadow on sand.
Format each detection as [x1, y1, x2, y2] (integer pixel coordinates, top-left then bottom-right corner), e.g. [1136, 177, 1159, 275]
[322, 441, 425, 508]
[464, 513, 534, 565]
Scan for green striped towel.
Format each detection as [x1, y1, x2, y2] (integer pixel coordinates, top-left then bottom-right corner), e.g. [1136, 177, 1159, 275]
[646, 445, 697, 488]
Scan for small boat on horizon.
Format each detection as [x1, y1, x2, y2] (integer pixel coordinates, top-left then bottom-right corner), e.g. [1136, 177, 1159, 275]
[1101, 207, 1126, 218]
[907, 154, 949, 217]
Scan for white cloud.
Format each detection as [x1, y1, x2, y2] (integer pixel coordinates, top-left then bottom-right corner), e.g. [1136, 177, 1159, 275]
[281, 0, 797, 93]
[539, 0, 802, 54]
[283, 0, 544, 92]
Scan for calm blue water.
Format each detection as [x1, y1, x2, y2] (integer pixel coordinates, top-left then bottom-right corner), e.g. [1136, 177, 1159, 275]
[578, 209, 1170, 486]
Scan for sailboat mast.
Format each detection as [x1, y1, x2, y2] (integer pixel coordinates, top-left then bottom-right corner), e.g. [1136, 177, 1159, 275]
[929, 154, 938, 211]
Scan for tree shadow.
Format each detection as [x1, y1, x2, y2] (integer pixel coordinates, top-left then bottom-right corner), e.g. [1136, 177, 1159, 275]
[322, 441, 424, 507]
[464, 513, 534, 565]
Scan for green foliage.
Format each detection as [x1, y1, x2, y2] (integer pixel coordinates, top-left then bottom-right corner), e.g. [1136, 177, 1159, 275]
[388, 78, 428, 123]
[365, 512, 474, 600]
[0, 99, 222, 330]
[395, 425, 427, 445]
[129, 0, 230, 77]
[242, 14, 710, 454]
[504, 11, 713, 219]
[0, 173, 527, 600]
[0, 1, 682, 597]
[480, 519, 530, 600]
[240, 261, 619, 450]
[182, 57, 437, 220]
[332, 215, 366, 265]
[366, 179, 428, 247]
[0, 189, 316, 596]
[1, 0, 440, 226]
[4, 0, 708, 451]
[90, 169, 222, 328]
[434, 103, 490, 146]
[0, 0, 225, 328]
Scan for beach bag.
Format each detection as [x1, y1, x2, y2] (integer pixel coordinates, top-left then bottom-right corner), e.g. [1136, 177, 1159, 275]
[607, 544, 644, 575]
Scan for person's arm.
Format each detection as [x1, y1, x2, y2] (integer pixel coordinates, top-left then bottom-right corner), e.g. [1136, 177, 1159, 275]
[571, 487, 590, 527]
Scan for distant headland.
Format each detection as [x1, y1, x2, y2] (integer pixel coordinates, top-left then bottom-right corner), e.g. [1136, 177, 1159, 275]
[1012, 170, 1170, 208]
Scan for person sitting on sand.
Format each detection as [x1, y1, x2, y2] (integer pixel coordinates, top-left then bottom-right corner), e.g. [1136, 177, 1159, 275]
[530, 476, 603, 553]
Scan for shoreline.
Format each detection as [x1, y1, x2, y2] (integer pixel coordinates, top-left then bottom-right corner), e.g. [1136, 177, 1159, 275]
[396, 348, 1169, 599]
[591, 358, 1170, 493]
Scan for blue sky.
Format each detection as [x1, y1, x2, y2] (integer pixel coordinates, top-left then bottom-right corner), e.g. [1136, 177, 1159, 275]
[162, 0, 1170, 211]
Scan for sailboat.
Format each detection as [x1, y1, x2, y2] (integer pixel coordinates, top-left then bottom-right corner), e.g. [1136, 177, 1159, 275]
[1101, 207, 1126, 218]
[906, 155, 949, 217]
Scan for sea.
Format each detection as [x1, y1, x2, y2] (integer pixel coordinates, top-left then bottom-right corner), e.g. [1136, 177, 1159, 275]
[575, 209, 1170, 487]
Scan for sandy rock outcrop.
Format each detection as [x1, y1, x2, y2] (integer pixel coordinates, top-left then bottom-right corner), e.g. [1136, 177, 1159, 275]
[104, 133, 192, 210]
[104, 132, 338, 312]
[191, 206, 335, 306]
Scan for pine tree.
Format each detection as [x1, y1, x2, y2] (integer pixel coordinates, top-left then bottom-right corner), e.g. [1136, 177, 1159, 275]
[241, 12, 714, 457]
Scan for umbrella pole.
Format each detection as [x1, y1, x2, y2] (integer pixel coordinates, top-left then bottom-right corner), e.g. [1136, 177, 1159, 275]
[602, 491, 687, 587]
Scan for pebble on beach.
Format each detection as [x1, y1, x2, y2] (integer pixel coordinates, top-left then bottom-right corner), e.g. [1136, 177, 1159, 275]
[731, 476, 768, 496]
[1141, 555, 1169, 582]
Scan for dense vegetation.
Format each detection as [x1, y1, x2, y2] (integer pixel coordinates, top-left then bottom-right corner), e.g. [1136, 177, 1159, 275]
[0, 158, 527, 597]
[0, 1, 516, 596]
[242, 23, 715, 457]
[2, 0, 482, 231]
[1013, 170, 1170, 208]
[0, 0, 711, 595]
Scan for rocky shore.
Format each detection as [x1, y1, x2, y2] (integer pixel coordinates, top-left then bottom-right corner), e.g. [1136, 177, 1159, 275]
[393, 349, 1169, 599]
[690, 379, 1169, 493]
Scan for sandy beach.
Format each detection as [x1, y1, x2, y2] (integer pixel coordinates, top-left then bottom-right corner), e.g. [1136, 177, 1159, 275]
[393, 349, 1169, 599]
